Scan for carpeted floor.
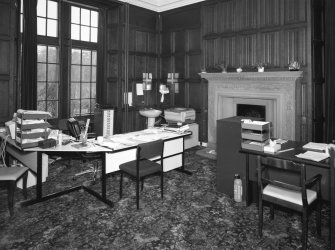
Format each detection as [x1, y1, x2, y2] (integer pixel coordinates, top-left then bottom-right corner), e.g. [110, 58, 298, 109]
[0, 146, 331, 249]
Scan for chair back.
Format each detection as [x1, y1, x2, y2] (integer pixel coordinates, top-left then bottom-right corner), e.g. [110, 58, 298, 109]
[138, 139, 164, 160]
[258, 157, 308, 206]
[67, 118, 81, 140]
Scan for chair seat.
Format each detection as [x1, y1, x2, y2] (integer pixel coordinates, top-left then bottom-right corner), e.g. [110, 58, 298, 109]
[0, 167, 28, 181]
[263, 184, 317, 206]
[119, 159, 161, 178]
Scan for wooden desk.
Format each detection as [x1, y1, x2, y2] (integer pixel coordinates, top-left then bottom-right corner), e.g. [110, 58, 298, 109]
[240, 141, 335, 249]
[1, 128, 192, 207]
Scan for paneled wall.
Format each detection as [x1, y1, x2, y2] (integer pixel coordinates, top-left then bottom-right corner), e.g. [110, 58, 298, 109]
[201, 0, 313, 141]
[106, 5, 160, 133]
[0, 0, 17, 124]
[161, 5, 207, 142]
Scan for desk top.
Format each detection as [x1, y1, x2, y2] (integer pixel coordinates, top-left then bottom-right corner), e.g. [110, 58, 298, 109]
[1, 128, 191, 153]
[240, 140, 330, 169]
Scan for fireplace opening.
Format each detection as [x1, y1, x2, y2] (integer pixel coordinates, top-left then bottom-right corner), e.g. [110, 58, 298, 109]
[237, 104, 266, 120]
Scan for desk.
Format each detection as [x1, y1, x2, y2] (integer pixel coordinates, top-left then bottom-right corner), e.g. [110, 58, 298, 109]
[240, 141, 335, 249]
[1, 128, 192, 208]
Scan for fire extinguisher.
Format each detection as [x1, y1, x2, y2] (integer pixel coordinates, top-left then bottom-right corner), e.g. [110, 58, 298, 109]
[234, 174, 243, 202]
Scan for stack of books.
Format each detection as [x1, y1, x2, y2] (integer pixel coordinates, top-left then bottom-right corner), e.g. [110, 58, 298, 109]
[164, 124, 190, 133]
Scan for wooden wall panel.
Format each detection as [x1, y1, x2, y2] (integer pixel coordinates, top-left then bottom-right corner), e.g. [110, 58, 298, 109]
[217, 1, 235, 33]
[0, 0, 15, 124]
[135, 31, 147, 52]
[239, 34, 257, 66]
[284, 0, 307, 24]
[0, 41, 10, 74]
[236, 0, 258, 30]
[0, 2, 10, 36]
[285, 28, 307, 65]
[260, 31, 280, 66]
[259, 0, 280, 27]
[0, 80, 10, 119]
[187, 54, 201, 79]
[219, 37, 236, 66]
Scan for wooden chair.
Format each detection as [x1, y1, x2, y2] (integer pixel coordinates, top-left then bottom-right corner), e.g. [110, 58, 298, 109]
[257, 157, 322, 250]
[119, 139, 164, 209]
[0, 166, 28, 216]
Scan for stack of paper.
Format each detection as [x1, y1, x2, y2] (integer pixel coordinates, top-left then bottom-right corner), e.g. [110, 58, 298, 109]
[295, 151, 329, 162]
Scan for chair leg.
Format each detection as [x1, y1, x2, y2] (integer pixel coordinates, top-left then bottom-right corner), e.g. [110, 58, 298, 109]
[302, 209, 308, 250]
[141, 178, 144, 191]
[258, 198, 263, 237]
[22, 171, 28, 199]
[7, 181, 16, 216]
[136, 177, 140, 210]
[270, 204, 274, 220]
[119, 172, 123, 199]
[316, 200, 322, 236]
[161, 171, 163, 199]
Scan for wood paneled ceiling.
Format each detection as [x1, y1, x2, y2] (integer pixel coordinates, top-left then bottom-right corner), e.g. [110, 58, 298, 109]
[118, 0, 205, 12]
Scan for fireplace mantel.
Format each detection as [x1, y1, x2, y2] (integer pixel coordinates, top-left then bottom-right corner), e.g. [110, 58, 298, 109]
[199, 71, 304, 149]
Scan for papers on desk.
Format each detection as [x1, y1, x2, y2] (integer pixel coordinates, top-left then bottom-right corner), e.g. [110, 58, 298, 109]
[295, 151, 329, 162]
[303, 142, 329, 152]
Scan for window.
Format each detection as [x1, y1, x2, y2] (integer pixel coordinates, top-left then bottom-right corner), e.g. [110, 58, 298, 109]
[37, 0, 58, 37]
[37, 45, 60, 116]
[71, 6, 98, 42]
[70, 49, 97, 116]
[34, 0, 98, 118]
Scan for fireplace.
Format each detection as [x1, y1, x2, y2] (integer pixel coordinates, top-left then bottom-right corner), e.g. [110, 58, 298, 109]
[199, 71, 303, 149]
[236, 104, 266, 120]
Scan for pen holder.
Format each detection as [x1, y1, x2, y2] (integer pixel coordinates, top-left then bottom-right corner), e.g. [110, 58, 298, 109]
[80, 132, 87, 146]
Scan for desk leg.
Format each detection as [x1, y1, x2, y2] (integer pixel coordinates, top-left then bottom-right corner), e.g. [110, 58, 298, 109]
[36, 151, 43, 199]
[101, 153, 106, 199]
[331, 158, 335, 250]
[175, 150, 192, 175]
[245, 153, 250, 206]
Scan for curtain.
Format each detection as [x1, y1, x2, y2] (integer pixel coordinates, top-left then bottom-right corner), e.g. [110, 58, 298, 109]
[20, 0, 37, 110]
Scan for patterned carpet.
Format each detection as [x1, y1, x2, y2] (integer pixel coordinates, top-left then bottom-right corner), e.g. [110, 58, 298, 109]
[0, 146, 331, 249]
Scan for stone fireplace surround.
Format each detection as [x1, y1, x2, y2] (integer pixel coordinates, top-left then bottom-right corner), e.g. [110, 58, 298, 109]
[199, 71, 304, 149]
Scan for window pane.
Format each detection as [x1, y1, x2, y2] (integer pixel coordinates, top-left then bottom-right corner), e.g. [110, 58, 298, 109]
[91, 84, 96, 98]
[48, 46, 58, 63]
[47, 100, 58, 117]
[71, 100, 80, 116]
[37, 101, 46, 111]
[47, 1, 58, 19]
[91, 11, 98, 27]
[82, 50, 91, 65]
[37, 63, 47, 81]
[47, 19, 58, 37]
[37, 0, 46, 17]
[47, 82, 58, 100]
[71, 6, 80, 24]
[81, 83, 90, 98]
[81, 99, 90, 114]
[71, 65, 81, 81]
[37, 82, 46, 101]
[71, 82, 81, 99]
[81, 9, 90, 26]
[37, 45, 47, 62]
[71, 24, 80, 40]
[91, 66, 96, 81]
[48, 64, 59, 81]
[81, 66, 91, 82]
[81, 26, 90, 42]
[37, 17, 46, 36]
[72, 49, 81, 64]
[92, 51, 97, 65]
[91, 27, 98, 43]
[90, 99, 96, 113]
